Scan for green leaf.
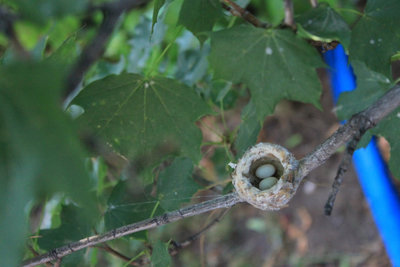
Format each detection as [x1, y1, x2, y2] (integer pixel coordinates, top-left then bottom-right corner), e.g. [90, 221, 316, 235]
[175, 42, 210, 86]
[296, 3, 351, 49]
[153, 0, 166, 24]
[31, 36, 48, 60]
[264, 0, 284, 26]
[46, 35, 79, 75]
[349, 0, 400, 76]
[152, 0, 172, 31]
[178, 0, 223, 43]
[151, 240, 171, 267]
[337, 61, 392, 120]
[210, 25, 324, 120]
[157, 157, 199, 211]
[234, 101, 261, 158]
[12, 0, 88, 24]
[209, 80, 238, 110]
[73, 74, 210, 163]
[38, 205, 92, 266]
[337, 61, 400, 177]
[127, 16, 166, 74]
[104, 181, 160, 240]
[0, 63, 93, 266]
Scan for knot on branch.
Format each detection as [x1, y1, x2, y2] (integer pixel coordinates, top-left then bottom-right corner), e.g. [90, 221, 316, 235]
[349, 113, 375, 133]
[232, 143, 299, 210]
[50, 249, 59, 261]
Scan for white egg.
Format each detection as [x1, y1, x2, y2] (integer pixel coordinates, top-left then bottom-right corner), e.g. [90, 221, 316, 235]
[259, 177, 278, 190]
[255, 164, 276, 179]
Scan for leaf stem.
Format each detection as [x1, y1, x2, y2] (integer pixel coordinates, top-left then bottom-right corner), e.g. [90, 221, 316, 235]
[150, 201, 160, 218]
[145, 26, 183, 77]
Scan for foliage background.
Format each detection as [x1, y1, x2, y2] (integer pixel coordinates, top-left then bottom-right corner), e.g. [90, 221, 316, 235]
[0, 0, 399, 266]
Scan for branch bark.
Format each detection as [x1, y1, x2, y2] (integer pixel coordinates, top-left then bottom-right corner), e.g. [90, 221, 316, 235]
[221, 0, 269, 28]
[22, 193, 241, 267]
[324, 127, 366, 215]
[284, 0, 295, 28]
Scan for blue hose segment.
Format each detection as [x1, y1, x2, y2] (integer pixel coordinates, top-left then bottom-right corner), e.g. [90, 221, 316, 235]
[324, 45, 356, 101]
[324, 44, 400, 267]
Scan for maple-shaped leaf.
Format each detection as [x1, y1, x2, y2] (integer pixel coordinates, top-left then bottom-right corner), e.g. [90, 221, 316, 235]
[349, 0, 400, 77]
[210, 25, 324, 120]
[73, 74, 210, 163]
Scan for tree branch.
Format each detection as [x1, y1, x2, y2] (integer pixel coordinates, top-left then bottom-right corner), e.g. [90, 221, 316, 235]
[63, 0, 149, 100]
[94, 244, 142, 266]
[22, 193, 241, 267]
[297, 85, 400, 183]
[221, 0, 269, 28]
[119, 209, 230, 266]
[283, 0, 295, 28]
[170, 208, 230, 255]
[324, 127, 365, 215]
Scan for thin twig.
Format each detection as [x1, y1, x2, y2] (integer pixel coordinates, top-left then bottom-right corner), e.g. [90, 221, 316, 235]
[64, 0, 148, 101]
[95, 244, 142, 266]
[283, 0, 295, 28]
[221, 0, 269, 28]
[22, 85, 400, 267]
[123, 209, 230, 266]
[22, 193, 242, 267]
[324, 127, 366, 215]
[170, 208, 230, 255]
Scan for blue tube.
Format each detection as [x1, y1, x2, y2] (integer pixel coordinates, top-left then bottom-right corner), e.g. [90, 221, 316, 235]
[324, 45, 400, 267]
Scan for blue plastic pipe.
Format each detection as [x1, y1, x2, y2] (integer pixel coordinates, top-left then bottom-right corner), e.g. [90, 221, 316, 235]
[324, 45, 400, 267]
